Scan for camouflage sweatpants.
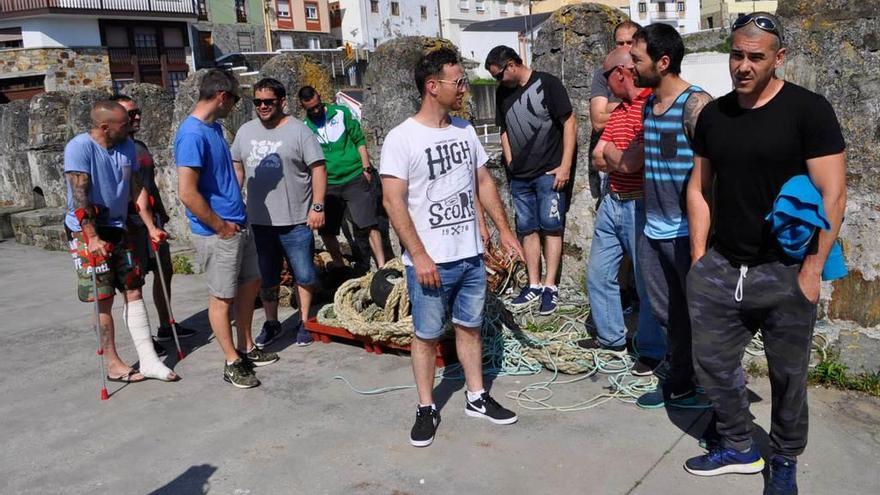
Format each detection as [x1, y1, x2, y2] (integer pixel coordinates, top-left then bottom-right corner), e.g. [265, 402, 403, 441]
[687, 248, 816, 458]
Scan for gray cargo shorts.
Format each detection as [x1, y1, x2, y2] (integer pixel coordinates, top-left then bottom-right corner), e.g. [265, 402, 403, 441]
[193, 228, 260, 299]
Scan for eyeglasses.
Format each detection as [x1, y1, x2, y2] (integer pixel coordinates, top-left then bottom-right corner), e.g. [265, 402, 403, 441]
[603, 65, 634, 80]
[492, 62, 509, 81]
[224, 91, 241, 104]
[732, 13, 783, 42]
[436, 76, 470, 90]
[252, 98, 278, 107]
[127, 109, 141, 119]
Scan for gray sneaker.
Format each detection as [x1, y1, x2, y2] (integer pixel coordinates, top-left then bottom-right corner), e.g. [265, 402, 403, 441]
[238, 347, 280, 367]
[223, 359, 260, 389]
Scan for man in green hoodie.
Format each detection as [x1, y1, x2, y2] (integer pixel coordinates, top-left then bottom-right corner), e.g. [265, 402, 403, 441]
[299, 86, 386, 269]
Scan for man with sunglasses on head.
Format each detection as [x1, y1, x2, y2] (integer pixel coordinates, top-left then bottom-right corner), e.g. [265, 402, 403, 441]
[576, 48, 664, 377]
[298, 86, 386, 271]
[685, 14, 846, 494]
[627, 23, 713, 410]
[176, 69, 271, 389]
[486, 45, 577, 316]
[231, 77, 327, 349]
[110, 94, 198, 355]
[381, 47, 524, 447]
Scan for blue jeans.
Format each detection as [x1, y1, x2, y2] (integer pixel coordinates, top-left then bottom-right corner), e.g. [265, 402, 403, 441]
[252, 224, 317, 287]
[587, 195, 665, 360]
[510, 173, 568, 235]
[405, 255, 486, 340]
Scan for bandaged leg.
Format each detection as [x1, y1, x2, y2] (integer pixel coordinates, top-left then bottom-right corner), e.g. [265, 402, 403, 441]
[124, 299, 174, 380]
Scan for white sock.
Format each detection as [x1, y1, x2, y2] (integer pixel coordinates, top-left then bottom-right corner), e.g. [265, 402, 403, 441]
[418, 403, 437, 411]
[467, 389, 486, 402]
[529, 284, 542, 290]
[124, 299, 174, 380]
[545, 285, 557, 291]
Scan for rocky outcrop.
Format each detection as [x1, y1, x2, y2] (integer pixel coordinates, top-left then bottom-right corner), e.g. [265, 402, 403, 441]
[531, 3, 627, 289]
[258, 53, 334, 118]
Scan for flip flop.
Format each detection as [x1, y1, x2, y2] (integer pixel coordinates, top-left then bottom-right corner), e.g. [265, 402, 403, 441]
[107, 369, 146, 383]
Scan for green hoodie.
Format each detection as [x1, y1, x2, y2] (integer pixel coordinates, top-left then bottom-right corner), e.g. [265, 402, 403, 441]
[304, 104, 365, 185]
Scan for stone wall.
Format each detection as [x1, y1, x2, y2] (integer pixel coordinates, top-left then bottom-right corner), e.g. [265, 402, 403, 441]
[682, 27, 731, 53]
[191, 23, 269, 68]
[0, 47, 112, 93]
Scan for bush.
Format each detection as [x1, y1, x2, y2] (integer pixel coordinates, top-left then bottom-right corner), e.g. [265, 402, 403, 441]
[172, 254, 194, 275]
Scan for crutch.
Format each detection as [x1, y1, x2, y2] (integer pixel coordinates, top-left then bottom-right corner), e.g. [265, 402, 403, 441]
[81, 229, 111, 401]
[150, 232, 185, 360]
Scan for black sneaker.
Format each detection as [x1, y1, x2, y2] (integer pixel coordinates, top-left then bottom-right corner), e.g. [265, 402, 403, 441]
[576, 338, 627, 353]
[764, 455, 798, 495]
[156, 324, 197, 342]
[223, 359, 260, 389]
[632, 356, 662, 376]
[254, 320, 283, 349]
[238, 347, 280, 367]
[152, 337, 167, 357]
[410, 406, 440, 447]
[465, 392, 518, 425]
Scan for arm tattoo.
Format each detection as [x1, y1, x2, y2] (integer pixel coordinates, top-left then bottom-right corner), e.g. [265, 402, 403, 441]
[65, 171, 95, 224]
[683, 91, 713, 143]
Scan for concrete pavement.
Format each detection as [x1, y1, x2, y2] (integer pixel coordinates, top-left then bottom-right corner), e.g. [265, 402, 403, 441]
[0, 241, 877, 495]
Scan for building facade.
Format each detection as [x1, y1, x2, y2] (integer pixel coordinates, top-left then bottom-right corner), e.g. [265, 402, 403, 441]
[0, 0, 198, 99]
[333, 0, 440, 50]
[700, 0, 777, 30]
[629, 0, 700, 33]
[439, 0, 532, 49]
[532, 0, 630, 15]
[190, 0, 267, 68]
[265, 0, 336, 50]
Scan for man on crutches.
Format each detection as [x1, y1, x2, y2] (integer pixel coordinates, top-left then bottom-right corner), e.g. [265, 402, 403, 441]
[64, 100, 179, 389]
[111, 95, 197, 357]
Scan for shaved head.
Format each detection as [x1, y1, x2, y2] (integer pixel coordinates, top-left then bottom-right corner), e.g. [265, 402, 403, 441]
[604, 47, 633, 72]
[90, 100, 127, 128]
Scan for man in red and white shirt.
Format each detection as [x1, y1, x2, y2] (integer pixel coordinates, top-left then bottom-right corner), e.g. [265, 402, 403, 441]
[578, 47, 664, 377]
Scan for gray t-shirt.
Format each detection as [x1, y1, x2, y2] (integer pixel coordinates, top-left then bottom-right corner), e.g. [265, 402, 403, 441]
[590, 66, 620, 103]
[231, 118, 324, 226]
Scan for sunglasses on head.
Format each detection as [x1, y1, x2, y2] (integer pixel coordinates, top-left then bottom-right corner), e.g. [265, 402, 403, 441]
[127, 109, 141, 119]
[732, 13, 783, 42]
[252, 98, 278, 107]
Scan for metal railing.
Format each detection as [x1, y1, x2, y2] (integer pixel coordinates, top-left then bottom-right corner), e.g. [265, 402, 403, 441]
[0, 0, 198, 15]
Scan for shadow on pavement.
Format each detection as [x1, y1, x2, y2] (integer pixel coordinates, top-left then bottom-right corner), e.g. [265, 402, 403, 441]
[146, 463, 217, 495]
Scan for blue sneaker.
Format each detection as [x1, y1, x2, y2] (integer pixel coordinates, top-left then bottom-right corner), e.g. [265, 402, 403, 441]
[685, 445, 765, 476]
[538, 287, 558, 315]
[511, 286, 542, 307]
[764, 455, 798, 495]
[255, 320, 283, 349]
[637, 388, 712, 410]
[295, 323, 313, 347]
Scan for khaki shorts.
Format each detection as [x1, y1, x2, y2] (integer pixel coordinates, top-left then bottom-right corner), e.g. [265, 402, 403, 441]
[192, 228, 261, 299]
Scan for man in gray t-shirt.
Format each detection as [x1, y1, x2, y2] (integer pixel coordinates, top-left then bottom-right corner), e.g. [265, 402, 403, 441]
[231, 78, 327, 349]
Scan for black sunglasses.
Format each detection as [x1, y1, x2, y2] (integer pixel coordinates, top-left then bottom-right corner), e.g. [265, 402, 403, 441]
[127, 109, 141, 119]
[252, 98, 278, 107]
[603, 66, 618, 80]
[492, 62, 509, 81]
[732, 14, 783, 42]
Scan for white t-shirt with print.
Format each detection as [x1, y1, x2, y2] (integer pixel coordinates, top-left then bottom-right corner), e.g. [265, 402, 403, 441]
[380, 116, 488, 266]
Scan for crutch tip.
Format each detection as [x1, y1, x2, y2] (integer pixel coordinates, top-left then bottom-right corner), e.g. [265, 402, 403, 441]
[177, 350, 186, 360]
[100, 388, 110, 401]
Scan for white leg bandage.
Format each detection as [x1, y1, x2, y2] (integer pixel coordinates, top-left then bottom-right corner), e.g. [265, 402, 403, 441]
[124, 299, 174, 380]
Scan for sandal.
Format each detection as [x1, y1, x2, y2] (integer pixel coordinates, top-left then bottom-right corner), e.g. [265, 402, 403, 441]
[107, 369, 145, 383]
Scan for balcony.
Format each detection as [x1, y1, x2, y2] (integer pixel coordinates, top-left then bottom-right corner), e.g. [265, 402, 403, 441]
[108, 46, 188, 71]
[0, 0, 199, 19]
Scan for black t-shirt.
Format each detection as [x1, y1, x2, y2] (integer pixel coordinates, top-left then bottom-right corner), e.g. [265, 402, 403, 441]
[496, 71, 573, 179]
[693, 82, 846, 266]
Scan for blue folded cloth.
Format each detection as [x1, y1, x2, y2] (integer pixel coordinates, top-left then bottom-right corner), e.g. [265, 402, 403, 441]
[765, 175, 847, 281]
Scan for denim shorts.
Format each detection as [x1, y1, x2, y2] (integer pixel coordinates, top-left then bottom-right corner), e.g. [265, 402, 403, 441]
[252, 224, 317, 287]
[510, 173, 568, 234]
[405, 255, 486, 340]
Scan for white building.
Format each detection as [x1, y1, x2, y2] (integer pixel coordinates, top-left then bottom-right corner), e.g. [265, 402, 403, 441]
[458, 12, 550, 79]
[629, 0, 700, 34]
[439, 0, 531, 48]
[334, 0, 441, 50]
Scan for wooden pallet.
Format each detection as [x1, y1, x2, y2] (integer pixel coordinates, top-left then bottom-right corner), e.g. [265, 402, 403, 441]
[304, 318, 457, 368]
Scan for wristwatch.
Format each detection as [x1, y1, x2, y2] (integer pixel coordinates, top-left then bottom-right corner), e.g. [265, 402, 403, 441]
[311, 203, 324, 212]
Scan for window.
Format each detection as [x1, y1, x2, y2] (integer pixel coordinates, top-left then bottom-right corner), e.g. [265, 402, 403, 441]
[198, 31, 214, 63]
[279, 33, 294, 49]
[707, 16, 714, 29]
[513, 1, 522, 15]
[305, 2, 319, 20]
[196, 0, 208, 21]
[237, 32, 253, 52]
[391, 2, 399, 16]
[277, 0, 290, 18]
[459, 1, 469, 12]
[475, 0, 485, 12]
[235, 0, 247, 23]
[166, 71, 188, 95]
[677, 1, 685, 12]
[658, 2, 666, 13]
[373, 38, 378, 47]
[638, 2, 646, 13]
[421, 5, 427, 19]
[370, 0, 379, 13]
[308, 37, 320, 49]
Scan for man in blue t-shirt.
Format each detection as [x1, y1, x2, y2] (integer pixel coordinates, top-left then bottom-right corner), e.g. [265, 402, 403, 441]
[175, 69, 278, 389]
[65, 100, 177, 384]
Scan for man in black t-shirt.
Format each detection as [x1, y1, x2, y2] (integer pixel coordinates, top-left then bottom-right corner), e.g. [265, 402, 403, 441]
[486, 45, 577, 315]
[685, 13, 846, 494]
